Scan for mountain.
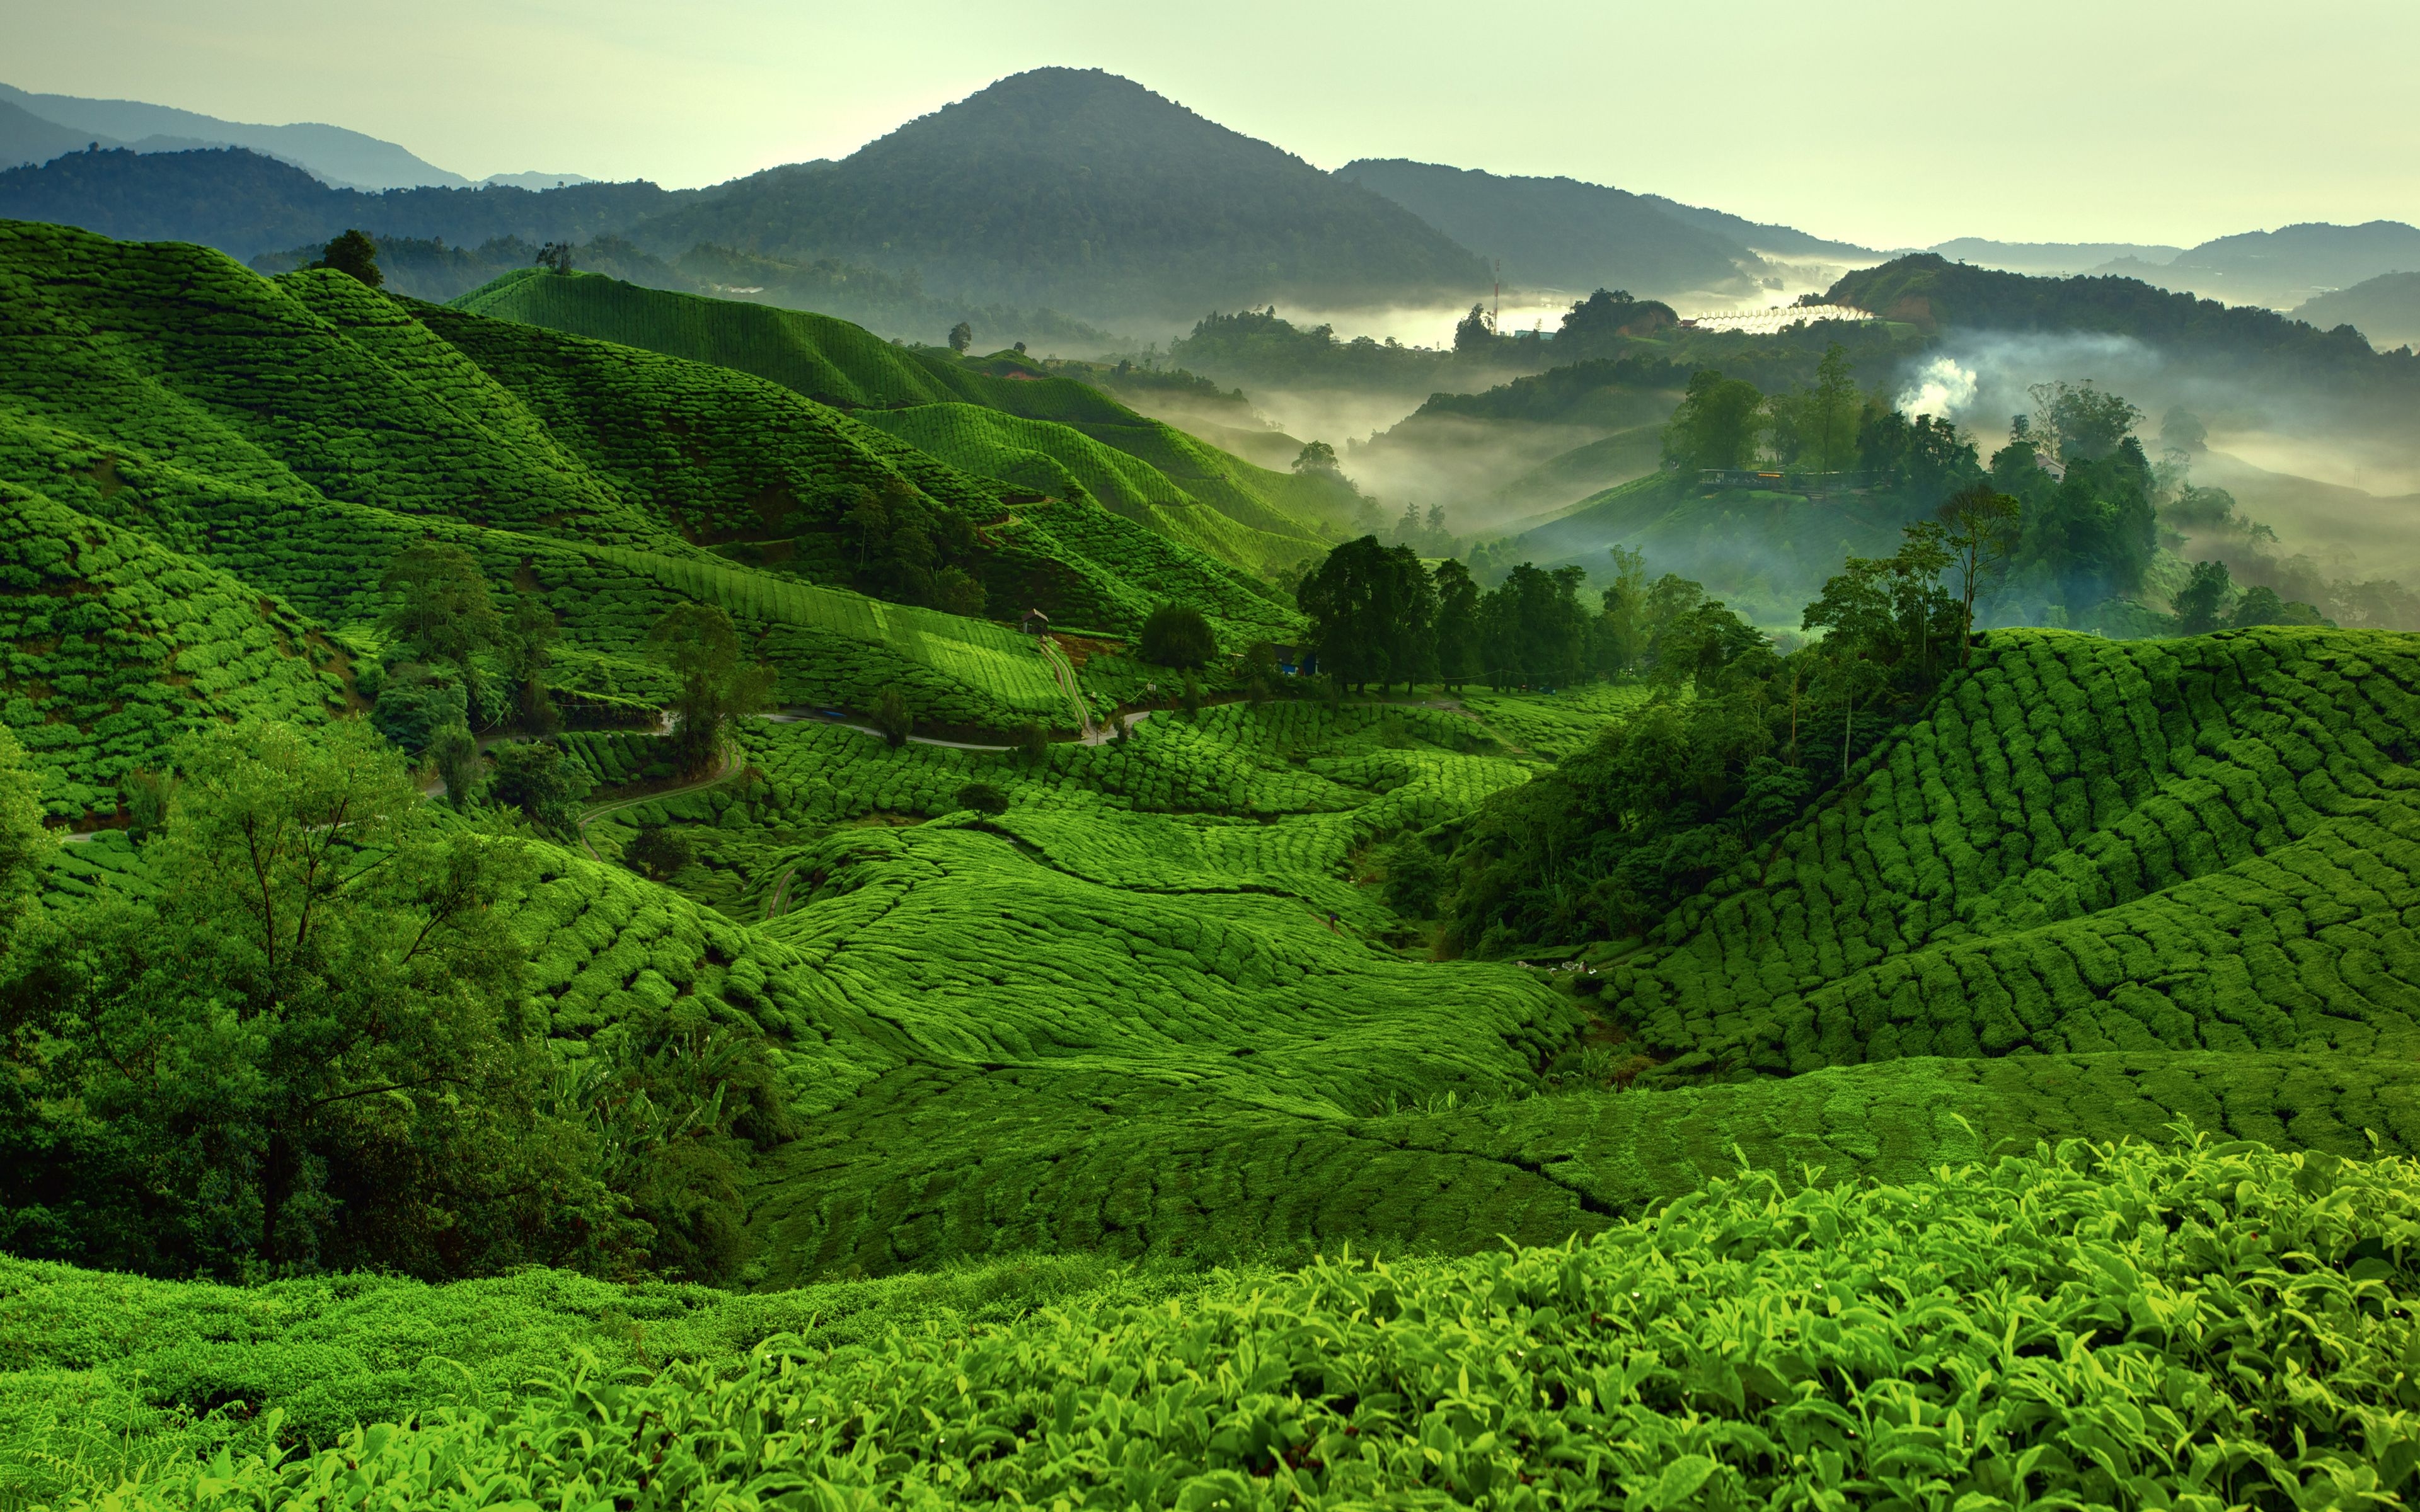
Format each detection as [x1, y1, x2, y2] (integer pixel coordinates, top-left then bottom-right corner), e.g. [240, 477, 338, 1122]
[1335, 158, 1878, 302]
[2089, 221, 2420, 309]
[0, 146, 691, 259]
[2293, 270, 2420, 349]
[1928, 237, 2184, 275]
[0, 80, 467, 190]
[621, 69, 1490, 323]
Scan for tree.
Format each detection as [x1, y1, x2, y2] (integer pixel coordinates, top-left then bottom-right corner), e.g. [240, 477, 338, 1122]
[1292, 440, 1340, 476]
[1662, 370, 1765, 471]
[486, 740, 591, 838]
[1453, 303, 1496, 353]
[625, 825, 694, 881]
[1432, 558, 1482, 690]
[0, 724, 54, 951]
[948, 321, 973, 353]
[2028, 380, 2144, 462]
[1936, 485, 2022, 663]
[1806, 342, 1861, 472]
[647, 604, 776, 774]
[933, 565, 987, 619]
[501, 593, 561, 732]
[872, 689, 914, 748]
[2231, 585, 2328, 629]
[1478, 564, 1590, 690]
[1597, 546, 1650, 676]
[1297, 537, 1435, 692]
[1015, 720, 1049, 767]
[2172, 559, 2234, 634]
[381, 542, 502, 709]
[5, 720, 540, 1275]
[844, 488, 891, 568]
[430, 721, 481, 808]
[1138, 604, 1216, 669]
[311, 229, 383, 288]
[954, 782, 1008, 816]
[533, 241, 575, 274]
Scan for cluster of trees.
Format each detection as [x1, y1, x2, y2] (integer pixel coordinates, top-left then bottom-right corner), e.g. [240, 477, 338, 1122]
[0, 720, 783, 1283]
[370, 541, 773, 833]
[1399, 490, 2026, 957]
[1662, 343, 1969, 479]
[836, 478, 989, 619]
[1296, 538, 1605, 693]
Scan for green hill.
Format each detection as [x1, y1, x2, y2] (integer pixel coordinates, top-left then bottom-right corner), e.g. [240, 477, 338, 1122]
[0, 219, 1308, 808]
[451, 268, 1347, 573]
[1608, 626, 2420, 1075]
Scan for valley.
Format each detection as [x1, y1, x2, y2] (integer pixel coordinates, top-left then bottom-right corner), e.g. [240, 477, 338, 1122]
[2, 36, 2419, 1511]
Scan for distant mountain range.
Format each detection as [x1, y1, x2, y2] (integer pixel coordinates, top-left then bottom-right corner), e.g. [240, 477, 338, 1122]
[5, 69, 2416, 340]
[0, 80, 582, 190]
[1332, 159, 1876, 303]
[0, 147, 690, 256]
[1932, 224, 2420, 311]
[1925, 238, 2186, 275]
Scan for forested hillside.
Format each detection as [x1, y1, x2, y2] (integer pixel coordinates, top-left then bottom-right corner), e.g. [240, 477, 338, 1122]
[618, 69, 1492, 321]
[0, 146, 689, 258]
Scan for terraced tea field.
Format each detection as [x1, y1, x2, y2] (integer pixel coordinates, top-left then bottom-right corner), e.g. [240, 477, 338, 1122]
[11, 221, 2420, 1512]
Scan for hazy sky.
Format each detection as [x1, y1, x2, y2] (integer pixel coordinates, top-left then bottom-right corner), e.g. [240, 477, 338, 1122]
[11, 0, 2414, 249]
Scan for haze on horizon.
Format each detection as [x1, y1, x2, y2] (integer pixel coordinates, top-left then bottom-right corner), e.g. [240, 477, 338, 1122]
[10, 0, 2414, 253]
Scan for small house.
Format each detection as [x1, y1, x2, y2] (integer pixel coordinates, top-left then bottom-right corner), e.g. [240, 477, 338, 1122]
[1020, 608, 1050, 636]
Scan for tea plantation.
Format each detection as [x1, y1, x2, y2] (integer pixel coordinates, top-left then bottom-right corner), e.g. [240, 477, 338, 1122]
[8, 220, 2420, 1511]
[452, 268, 1343, 576]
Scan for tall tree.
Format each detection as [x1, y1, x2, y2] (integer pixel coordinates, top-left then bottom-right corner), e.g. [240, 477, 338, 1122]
[1297, 536, 1389, 690]
[648, 605, 776, 774]
[1662, 370, 1765, 471]
[948, 321, 973, 353]
[1432, 558, 1482, 691]
[1937, 484, 2022, 663]
[2172, 559, 2235, 634]
[381, 542, 502, 707]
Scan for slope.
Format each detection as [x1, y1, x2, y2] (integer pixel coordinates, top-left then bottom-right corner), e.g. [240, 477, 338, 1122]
[1607, 627, 2420, 1077]
[1335, 158, 1770, 299]
[454, 268, 1343, 570]
[2294, 270, 2420, 349]
[623, 69, 1490, 322]
[0, 220, 1303, 789]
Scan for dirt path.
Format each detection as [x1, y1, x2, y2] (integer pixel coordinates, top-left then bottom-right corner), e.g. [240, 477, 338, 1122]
[575, 747, 740, 862]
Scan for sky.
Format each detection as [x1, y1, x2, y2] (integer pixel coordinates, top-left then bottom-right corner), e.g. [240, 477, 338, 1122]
[9, 0, 2415, 250]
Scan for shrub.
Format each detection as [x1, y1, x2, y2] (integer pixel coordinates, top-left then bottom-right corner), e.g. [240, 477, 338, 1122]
[954, 782, 1009, 816]
[625, 826, 695, 880]
[371, 668, 467, 755]
[1138, 604, 1216, 669]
